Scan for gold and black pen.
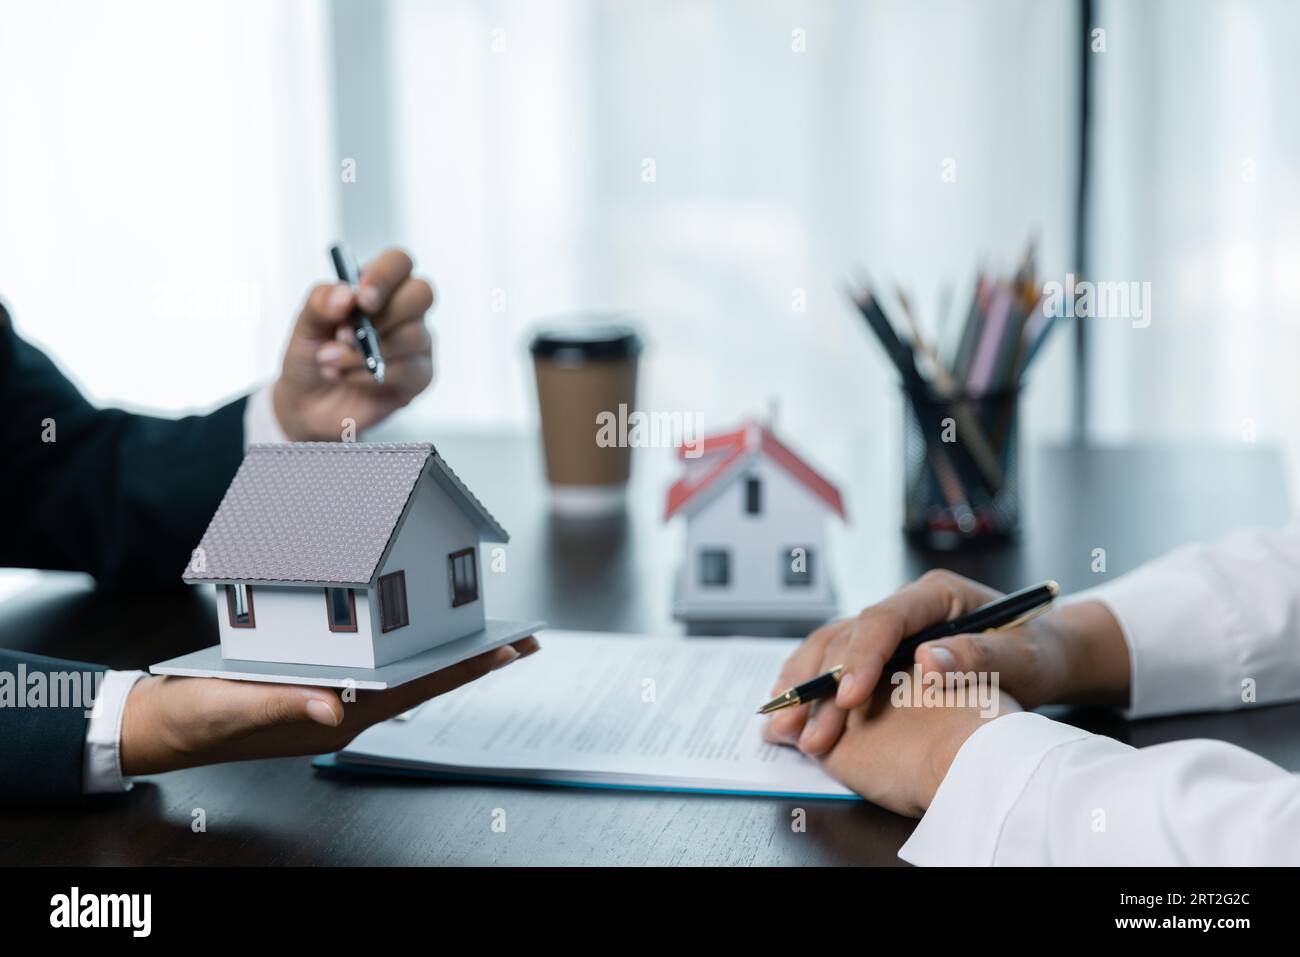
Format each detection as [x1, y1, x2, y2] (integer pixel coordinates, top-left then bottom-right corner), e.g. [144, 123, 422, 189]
[757, 580, 1060, 715]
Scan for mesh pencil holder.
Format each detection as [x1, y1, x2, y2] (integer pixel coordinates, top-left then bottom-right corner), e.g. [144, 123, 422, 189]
[902, 385, 1020, 550]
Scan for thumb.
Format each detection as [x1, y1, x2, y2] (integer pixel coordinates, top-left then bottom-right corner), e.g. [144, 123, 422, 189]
[251, 686, 344, 730]
[916, 632, 1028, 686]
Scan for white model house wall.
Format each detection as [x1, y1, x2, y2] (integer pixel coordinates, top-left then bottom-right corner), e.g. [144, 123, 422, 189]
[680, 457, 831, 612]
[217, 584, 377, 668]
[369, 470, 487, 667]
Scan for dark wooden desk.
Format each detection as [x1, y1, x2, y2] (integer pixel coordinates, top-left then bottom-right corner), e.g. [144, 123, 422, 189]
[0, 437, 1294, 865]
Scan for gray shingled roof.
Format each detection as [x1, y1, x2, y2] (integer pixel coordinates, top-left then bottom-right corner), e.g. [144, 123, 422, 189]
[182, 442, 508, 587]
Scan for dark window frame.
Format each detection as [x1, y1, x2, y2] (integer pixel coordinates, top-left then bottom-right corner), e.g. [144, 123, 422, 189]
[378, 570, 410, 633]
[783, 546, 815, 587]
[448, 548, 479, 608]
[324, 587, 358, 633]
[699, 548, 731, 587]
[225, 583, 256, 628]
[745, 476, 762, 515]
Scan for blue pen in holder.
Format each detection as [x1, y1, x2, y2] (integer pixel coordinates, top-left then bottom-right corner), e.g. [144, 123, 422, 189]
[902, 384, 1020, 550]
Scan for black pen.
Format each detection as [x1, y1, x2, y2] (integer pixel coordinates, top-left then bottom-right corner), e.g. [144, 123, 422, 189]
[756, 580, 1059, 715]
[329, 242, 386, 384]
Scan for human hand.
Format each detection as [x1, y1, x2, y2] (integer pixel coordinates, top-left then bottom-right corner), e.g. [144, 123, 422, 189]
[119, 636, 539, 776]
[272, 247, 435, 441]
[811, 680, 1022, 817]
[764, 570, 1130, 756]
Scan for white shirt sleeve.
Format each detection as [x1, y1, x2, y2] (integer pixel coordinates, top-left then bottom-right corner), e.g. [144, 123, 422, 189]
[1079, 524, 1300, 718]
[900, 524, 1300, 865]
[900, 712, 1300, 865]
[242, 382, 289, 447]
[82, 669, 148, 794]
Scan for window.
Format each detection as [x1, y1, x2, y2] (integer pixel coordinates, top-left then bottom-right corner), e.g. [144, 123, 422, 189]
[448, 548, 479, 607]
[699, 549, 730, 587]
[225, 584, 255, 628]
[378, 571, 409, 633]
[784, 547, 814, 587]
[325, 587, 357, 633]
[745, 477, 762, 515]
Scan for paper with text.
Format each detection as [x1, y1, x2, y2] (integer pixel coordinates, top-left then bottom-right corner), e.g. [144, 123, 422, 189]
[337, 630, 855, 797]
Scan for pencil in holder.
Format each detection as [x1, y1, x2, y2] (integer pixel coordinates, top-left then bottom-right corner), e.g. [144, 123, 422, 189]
[902, 385, 1019, 549]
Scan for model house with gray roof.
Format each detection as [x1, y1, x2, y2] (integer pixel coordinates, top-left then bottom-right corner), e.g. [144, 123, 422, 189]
[154, 442, 539, 687]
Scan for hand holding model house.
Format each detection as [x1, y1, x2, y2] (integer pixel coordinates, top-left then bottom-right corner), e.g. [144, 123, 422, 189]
[113, 248, 543, 779]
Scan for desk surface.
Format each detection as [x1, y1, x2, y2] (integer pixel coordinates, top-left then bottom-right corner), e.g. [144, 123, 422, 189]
[0, 436, 1294, 865]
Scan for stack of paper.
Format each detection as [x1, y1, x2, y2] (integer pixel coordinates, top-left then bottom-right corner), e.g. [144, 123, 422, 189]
[321, 630, 856, 799]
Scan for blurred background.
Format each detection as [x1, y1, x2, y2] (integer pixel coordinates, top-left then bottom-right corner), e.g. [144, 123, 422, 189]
[2, 0, 1299, 485]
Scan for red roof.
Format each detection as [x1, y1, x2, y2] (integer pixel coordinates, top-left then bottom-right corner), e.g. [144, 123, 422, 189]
[664, 422, 846, 521]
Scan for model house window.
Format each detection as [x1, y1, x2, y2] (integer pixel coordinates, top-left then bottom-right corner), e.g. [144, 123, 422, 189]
[378, 571, 409, 632]
[699, 548, 730, 586]
[784, 547, 814, 587]
[225, 584, 255, 628]
[449, 548, 479, 607]
[325, 587, 357, 633]
[745, 477, 762, 515]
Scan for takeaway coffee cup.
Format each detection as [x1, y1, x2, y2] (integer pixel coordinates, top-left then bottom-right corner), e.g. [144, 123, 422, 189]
[530, 319, 642, 516]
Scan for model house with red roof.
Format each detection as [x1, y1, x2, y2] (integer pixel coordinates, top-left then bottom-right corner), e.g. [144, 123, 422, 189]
[665, 421, 846, 630]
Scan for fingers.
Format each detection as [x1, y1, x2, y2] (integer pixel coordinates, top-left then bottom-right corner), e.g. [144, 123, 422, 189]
[797, 699, 848, 757]
[376, 646, 512, 718]
[292, 250, 429, 348]
[345, 637, 542, 727]
[357, 248, 414, 314]
[335, 355, 433, 402]
[510, 635, 542, 658]
[764, 620, 850, 744]
[835, 570, 1000, 708]
[371, 276, 435, 333]
[764, 570, 1001, 758]
[830, 616, 890, 708]
[772, 620, 845, 691]
[316, 316, 432, 378]
[230, 642, 525, 740]
[762, 702, 810, 746]
[296, 282, 357, 340]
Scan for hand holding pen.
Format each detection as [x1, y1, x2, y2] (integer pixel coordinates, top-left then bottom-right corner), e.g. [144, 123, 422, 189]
[271, 246, 436, 442]
[761, 574, 1085, 756]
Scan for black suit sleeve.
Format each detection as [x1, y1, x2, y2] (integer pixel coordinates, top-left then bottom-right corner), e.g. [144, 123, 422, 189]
[0, 649, 106, 802]
[0, 303, 247, 589]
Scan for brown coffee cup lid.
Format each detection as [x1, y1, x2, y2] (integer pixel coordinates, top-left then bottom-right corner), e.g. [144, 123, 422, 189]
[529, 320, 642, 363]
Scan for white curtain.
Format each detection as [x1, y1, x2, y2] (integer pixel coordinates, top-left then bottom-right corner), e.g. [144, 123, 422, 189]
[0, 0, 338, 413]
[1, 0, 1080, 451]
[375, 0, 1079, 450]
[1088, 0, 1300, 482]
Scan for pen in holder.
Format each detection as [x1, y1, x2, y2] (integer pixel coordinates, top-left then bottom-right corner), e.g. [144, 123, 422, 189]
[848, 243, 1055, 550]
[902, 384, 1020, 550]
